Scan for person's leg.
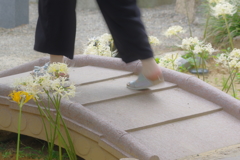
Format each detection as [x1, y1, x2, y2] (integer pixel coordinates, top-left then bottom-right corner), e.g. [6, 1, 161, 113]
[32, 0, 76, 77]
[50, 55, 64, 63]
[34, 0, 77, 60]
[141, 58, 162, 81]
[96, 0, 153, 63]
[32, 0, 76, 78]
[96, 0, 163, 89]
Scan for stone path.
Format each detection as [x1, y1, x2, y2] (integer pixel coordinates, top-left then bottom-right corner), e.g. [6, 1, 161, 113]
[0, 55, 240, 160]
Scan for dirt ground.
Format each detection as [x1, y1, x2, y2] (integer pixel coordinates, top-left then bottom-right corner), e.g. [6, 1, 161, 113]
[189, 58, 240, 100]
[0, 133, 46, 160]
[180, 144, 240, 160]
[0, 132, 83, 160]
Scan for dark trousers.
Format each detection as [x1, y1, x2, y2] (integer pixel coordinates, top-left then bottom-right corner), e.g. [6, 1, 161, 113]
[34, 0, 153, 63]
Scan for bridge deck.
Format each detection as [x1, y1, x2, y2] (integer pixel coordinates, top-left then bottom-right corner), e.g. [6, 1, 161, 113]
[0, 55, 240, 160]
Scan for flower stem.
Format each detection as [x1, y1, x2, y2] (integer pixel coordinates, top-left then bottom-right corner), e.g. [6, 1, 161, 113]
[184, 0, 193, 37]
[223, 15, 234, 49]
[226, 70, 236, 96]
[176, 34, 183, 41]
[201, 53, 207, 81]
[192, 54, 200, 78]
[203, 7, 211, 40]
[58, 116, 62, 160]
[222, 75, 231, 91]
[16, 102, 23, 160]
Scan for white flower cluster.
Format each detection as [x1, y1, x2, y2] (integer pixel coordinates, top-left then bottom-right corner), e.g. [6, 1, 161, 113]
[211, 2, 237, 18]
[228, 49, 240, 69]
[84, 33, 115, 57]
[216, 48, 240, 69]
[164, 25, 185, 37]
[179, 37, 215, 55]
[14, 64, 75, 100]
[193, 43, 215, 55]
[48, 62, 68, 77]
[216, 53, 229, 66]
[84, 33, 161, 57]
[158, 53, 181, 70]
[148, 36, 161, 45]
[179, 37, 201, 51]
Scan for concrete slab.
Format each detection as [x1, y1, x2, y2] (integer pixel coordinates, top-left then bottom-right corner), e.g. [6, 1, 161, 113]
[68, 66, 132, 85]
[85, 87, 222, 131]
[0, 72, 30, 86]
[0, 66, 132, 86]
[128, 111, 240, 160]
[72, 75, 176, 104]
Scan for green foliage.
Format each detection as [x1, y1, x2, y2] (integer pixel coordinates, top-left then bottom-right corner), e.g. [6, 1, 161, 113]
[0, 142, 6, 152]
[177, 65, 190, 72]
[19, 146, 43, 159]
[50, 150, 69, 160]
[2, 151, 11, 158]
[236, 73, 240, 82]
[155, 57, 160, 64]
[181, 52, 203, 69]
[221, 76, 230, 91]
[181, 52, 195, 68]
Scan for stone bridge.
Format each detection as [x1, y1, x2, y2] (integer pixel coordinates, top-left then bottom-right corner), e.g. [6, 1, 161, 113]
[0, 55, 240, 160]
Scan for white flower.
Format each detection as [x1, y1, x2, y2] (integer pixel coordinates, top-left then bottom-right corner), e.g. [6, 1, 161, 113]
[236, 61, 240, 69]
[229, 59, 238, 68]
[179, 37, 201, 50]
[158, 53, 180, 70]
[193, 43, 215, 55]
[84, 33, 115, 57]
[100, 33, 112, 42]
[14, 76, 45, 99]
[84, 46, 99, 55]
[34, 73, 52, 90]
[193, 45, 204, 54]
[164, 25, 185, 37]
[46, 76, 76, 99]
[97, 43, 112, 57]
[216, 53, 228, 63]
[216, 48, 240, 70]
[148, 36, 161, 45]
[84, 33, 161, 57]
[47, 62, 68, 75]
[229, 48, 240, 58]
[14, 72, 75, 100]
[204, 43, 215, 55]
[64, 84, 76, 99]
[211, 2, 237, 18]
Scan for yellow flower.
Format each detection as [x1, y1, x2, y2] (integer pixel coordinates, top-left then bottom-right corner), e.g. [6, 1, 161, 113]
[9, 91, 34, 106]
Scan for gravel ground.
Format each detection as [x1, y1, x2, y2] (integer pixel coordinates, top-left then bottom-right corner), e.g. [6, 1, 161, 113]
[0, 1, 204, 71]
[1, 2, 240, 160]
